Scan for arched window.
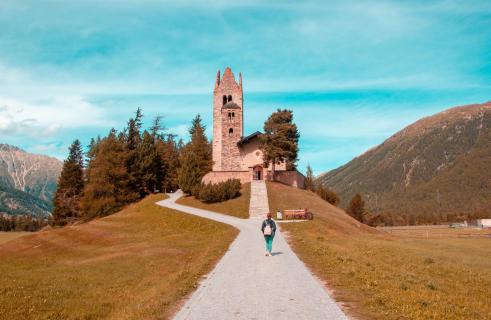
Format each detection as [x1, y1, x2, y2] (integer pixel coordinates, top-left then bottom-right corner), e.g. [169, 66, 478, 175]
[232, 112, 235, 119]
[223, 95, 227, 105]
[228, 95, 232, 102]
[228, 112, 232, 121]
[228, 128, 233, 137]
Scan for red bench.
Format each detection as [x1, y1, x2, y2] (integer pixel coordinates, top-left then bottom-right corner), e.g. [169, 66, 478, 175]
[283, 209, 313, 220]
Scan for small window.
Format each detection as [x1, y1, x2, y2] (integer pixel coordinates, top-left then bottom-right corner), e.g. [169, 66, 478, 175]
[232, 112, 235, 118]
[223, 95, 227, 105]
[228, 112, 232, 121]
[228, 95, 232, 102]
[228, 128, 233, 137]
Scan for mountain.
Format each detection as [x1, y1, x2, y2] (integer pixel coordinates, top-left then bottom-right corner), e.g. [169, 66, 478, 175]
[0, 144, 62, 217]
[317, 101, 491, 224]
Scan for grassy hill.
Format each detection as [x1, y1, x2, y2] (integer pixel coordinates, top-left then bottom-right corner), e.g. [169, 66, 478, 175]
[267, 182, 375, 235]
[317, 101, 491, 224]
[269, 183, 491, 319]
[0, 194, 237, 320]
[177, 183, 250, 218]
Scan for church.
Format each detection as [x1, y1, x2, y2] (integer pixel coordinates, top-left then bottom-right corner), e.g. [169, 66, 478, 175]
[202, 68, 305, 188]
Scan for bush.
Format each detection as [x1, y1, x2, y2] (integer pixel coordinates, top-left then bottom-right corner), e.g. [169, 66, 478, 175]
[194, 179, 241, 203]
[316, 185, 340, 206]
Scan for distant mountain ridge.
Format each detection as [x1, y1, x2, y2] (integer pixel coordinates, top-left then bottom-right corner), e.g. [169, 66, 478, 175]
[0, 144, 62, 217]
[318, 101, 491, 224]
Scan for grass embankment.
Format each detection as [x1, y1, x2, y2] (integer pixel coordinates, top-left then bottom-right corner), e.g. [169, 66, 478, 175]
[177, 182, 250, 219]
[0, 194, 238, 320]
[268, 182, 491, 320]
[0, 232, 29, 245]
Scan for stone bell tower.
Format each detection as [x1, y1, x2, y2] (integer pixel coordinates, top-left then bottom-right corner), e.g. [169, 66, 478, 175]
[212, 67, 244, 171]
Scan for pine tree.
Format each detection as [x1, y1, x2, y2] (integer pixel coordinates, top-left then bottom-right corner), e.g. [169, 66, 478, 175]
[347, 193, 366, 222]
[52, 139, 85, 225]
[187, 114, 212, 177]
[178, 151, 202, 195]
[135, 130, 162, 195]
[305, 165, 315, 191]
[261, 109, 300, 178]
[125, 108, 144, 197]
[82, 131, 137, 219]
[156, 135, 181, 193]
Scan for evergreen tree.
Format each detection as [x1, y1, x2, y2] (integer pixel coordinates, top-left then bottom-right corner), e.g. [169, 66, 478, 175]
[156, 135, 181, 193]
[187, 114, 212, 177]
[347, 193, 366, 222]
[178, 151, 202, 195]
[150, 115, 166, 140]
[82, 131, 137, 219]
[261, 109, 300, 178]
[125, 108, 144, 197]
[135, 130, 162, 195]
[52, 139, 85, 225]
[305, 164, 315, 191]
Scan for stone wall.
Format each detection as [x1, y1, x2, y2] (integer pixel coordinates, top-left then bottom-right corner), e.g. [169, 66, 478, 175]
[203, 171, 252, 185]
[202, 169, 306, 189]
[269, 170, 306, 189]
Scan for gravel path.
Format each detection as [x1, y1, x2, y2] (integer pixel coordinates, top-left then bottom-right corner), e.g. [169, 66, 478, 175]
[157, 191, 347, 320]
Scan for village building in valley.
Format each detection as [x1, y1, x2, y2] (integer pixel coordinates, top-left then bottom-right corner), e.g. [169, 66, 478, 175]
[202, 67, 305, 188]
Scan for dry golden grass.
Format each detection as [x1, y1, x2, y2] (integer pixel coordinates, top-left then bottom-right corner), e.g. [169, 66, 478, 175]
[268, 182, 491, 320]
[176, 183, 250, 219]
[0, 232, 29, 245]
[379, 225, 491, 239]
[0, 194, 238, 320]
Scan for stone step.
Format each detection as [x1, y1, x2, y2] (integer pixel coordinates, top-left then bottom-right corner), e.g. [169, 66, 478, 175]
[249, 180, 270, 219]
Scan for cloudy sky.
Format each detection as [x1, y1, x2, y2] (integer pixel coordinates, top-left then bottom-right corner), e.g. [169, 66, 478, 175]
[0, 0, 490, 175]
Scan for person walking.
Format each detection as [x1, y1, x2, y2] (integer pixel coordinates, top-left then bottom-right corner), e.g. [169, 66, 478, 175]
[261, 212, 277, 256]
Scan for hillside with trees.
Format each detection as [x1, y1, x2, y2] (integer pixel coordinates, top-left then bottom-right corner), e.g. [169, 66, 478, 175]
[317, 101, 491, 225]
[52, 109, 182, 225]
[0, 145, 62, 218]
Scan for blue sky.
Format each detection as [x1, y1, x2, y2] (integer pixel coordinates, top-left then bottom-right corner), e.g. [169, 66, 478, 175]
[0, 0, 490, 175]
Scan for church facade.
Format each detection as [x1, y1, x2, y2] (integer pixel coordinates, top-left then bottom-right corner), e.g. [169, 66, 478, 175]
[202, 67, 305, 188]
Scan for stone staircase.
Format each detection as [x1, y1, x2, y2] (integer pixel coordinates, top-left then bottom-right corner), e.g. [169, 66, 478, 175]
[249, 180, 270, 219]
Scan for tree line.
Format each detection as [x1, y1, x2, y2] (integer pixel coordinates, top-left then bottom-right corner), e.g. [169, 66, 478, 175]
[53, 109, 184, 225]
[0, 215, 48, 232]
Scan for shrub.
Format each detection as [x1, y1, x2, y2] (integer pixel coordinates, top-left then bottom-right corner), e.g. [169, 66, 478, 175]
[316, 185, 341, 206]
[194, 179, 242, 203]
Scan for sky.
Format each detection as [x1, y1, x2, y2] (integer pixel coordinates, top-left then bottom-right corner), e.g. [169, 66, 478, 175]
[0, 0, 490, 175]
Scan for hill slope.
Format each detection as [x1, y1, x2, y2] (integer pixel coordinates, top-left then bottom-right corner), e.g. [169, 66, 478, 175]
[0, 194, 237, 319]
[0, 144, 62, 217]
[267, 182, 376, 235]
[318, 101, 491, 223]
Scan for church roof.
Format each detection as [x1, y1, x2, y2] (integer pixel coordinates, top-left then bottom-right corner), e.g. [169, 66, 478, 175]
[238, 131, 262, 146]
[222, 102, 241, 109]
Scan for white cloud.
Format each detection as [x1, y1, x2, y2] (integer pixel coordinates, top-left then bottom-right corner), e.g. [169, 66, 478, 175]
[0, 95, 114, 136]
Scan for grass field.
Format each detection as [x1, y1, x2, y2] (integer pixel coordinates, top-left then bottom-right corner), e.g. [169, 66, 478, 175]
[0, 194, 238, 320]
[379, 225, 491, 239]
[176, 182, 250, 219]
[268, 182, 491, 320]
[0, 232, 30, 245]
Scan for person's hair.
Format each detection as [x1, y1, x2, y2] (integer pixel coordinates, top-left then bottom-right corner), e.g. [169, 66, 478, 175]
[267, 212, 272, 218]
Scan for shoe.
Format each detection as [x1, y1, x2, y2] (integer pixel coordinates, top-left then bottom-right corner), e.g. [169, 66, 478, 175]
[265, 252, 269, 256]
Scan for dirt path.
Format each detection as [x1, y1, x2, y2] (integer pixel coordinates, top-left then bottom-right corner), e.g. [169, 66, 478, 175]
[157, 191, 347, 320]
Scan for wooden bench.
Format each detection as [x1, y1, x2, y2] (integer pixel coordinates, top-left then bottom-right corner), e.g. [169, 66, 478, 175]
[283, 209, 313, 220]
